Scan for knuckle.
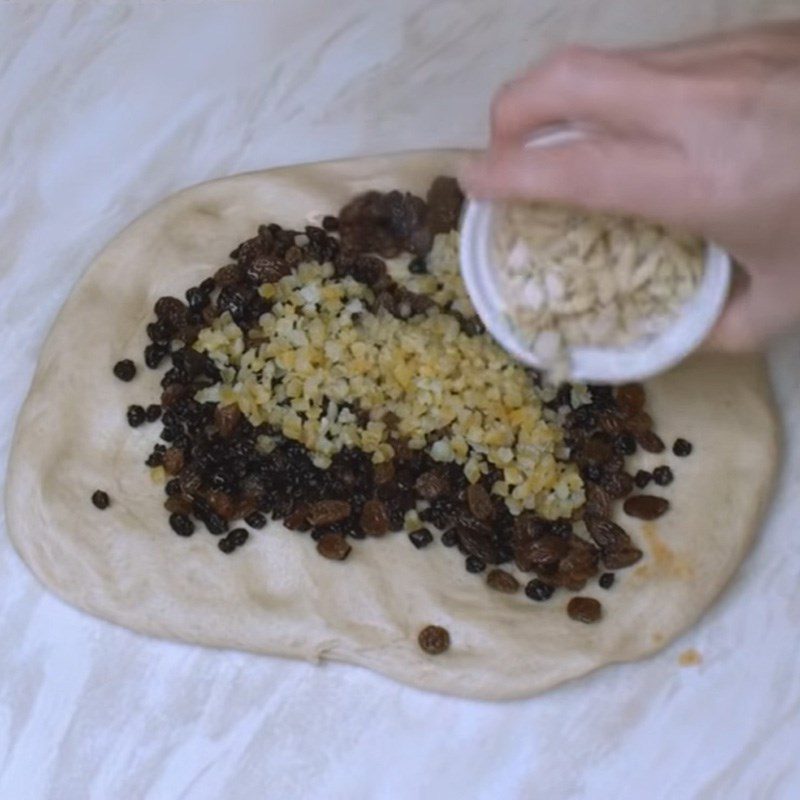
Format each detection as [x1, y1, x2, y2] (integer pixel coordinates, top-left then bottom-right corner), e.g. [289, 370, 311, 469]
[543, 44, 615, 84]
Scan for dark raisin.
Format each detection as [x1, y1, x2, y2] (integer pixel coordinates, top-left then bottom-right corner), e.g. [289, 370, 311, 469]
[417, 625, 450, 655]
[408, 255, 428, 274]
[154, 296, 187, 326]
[185, 286, 207, 312]
[218, 536, 236, 554]
[601, 470, 635, 500]
[316, 532, 351, 561]
[567, 596, 602, 623]
[673, 438, 693, 457]
[165, 478, 182, 496]
[245, 512, 267, 529]
[145, 450, 164, 468]
[409, 528, 434, 549]
[623, 495, 670, 520]
[91, 490, 110, 509]
[169, 513, 195, 537]
[634, 469, 652, 489]
[652, 466, 674, 486]
[441, 529, 459, 548]
[145, 404, 162, 422]
[583, 463, 603, 484]
[614, 434, 637, 456]
[486, 569, 520, 593]
[525, 579, 555, 602]
[164, 495, 192, 515]
[126, 405, 146, 427]
[144, 343, 168, 369]
[229, 528, 249, 548]
[322, 215, 339, 232]
[465, 555, 486, 573]
[636, 430, 666, 454]
[202, 512, 229, 535]
[113, 359, 136, 381]
[599, 572, 615, 589]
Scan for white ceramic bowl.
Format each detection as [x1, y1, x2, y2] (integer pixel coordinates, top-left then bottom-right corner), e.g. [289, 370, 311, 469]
[459, 134, 731, 383]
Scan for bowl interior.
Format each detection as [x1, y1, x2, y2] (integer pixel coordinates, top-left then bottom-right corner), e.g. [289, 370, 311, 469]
[459, 200, 731, 384]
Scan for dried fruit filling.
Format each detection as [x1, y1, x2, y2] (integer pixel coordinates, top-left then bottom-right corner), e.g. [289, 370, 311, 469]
[112, 175, 691, 622]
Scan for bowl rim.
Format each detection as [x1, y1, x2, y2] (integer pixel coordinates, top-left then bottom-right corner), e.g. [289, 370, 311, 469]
[459, 197, 732, 384]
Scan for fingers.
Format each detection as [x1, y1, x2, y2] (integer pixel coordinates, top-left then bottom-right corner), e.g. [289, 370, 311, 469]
[459, 135, 697, 229]
[703, 266, 800, 352]
[490, 46, 679, 147]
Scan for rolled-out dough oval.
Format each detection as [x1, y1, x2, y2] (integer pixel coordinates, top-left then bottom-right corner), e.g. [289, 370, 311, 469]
[5, 151, 779, 700]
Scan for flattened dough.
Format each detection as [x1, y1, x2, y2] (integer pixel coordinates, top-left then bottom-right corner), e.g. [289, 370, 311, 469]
[5, 152, 779, 700]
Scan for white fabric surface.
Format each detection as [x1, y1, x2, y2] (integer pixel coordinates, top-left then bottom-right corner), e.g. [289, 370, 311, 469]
[1, 2, 799, 798]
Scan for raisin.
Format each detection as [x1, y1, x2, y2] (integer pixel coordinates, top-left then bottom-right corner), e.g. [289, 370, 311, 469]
[614, 434, 637, 456]
[567, 596, 602, 623]
[585, 483, 611, 519]
[213, 264, 243, 287]
[602, 547, 643, 569]
[322, 215, 339, 232]
[91, 490, 110, 509]
[585, 517, 631, 550]
[634, 469, 652, 489]
[317, 533, 352, 561]
[673, 438, 693, 457]
[524, 579, 555, 602]
[408, 255, 428, 274]
[162, 448, 185, 475]
[360, 499, 390, 536]
[373, 460, 396, 486]
[164, 495, 193, 515]
[635, 430, 666, 454]
[415, 469, 449, 500]
[441, 529, 459, 547]
[486, 569, 519, 594]
[623, 495, 670, 520]
[146, 404, 162, 423]
[417, 625, 450, 655]
[126, 405, 146, 428]
[229, 528, 249, 548]
[409, 528, 434, 549]
[214, 403, 242, 438]
[456, 521, 499, 564]
[599, 572, 615, 589]
[165, 478, 182, 496]
[245, 512, 267, 529]
[185, 286, 208, 312]
[466, 483, 494, 521]
[465, 555, 486, 573]
[601, 470, 634, 500]
[144, 343, 168, 369]
[652, 466, 674, 486]
[514, 533, 567, 573]
[218, 536, 236, 554]
[306, 500, 351, 527]
[615, 383, 646, 417]
[169, 513, 195, 537]
[113, 360, 136, 381]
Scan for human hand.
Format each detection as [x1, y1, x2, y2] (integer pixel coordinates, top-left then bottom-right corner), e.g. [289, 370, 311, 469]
[460, 23, 800, 351]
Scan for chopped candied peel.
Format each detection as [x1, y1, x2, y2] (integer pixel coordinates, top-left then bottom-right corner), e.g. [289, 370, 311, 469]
[194, 234, 584, 519]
